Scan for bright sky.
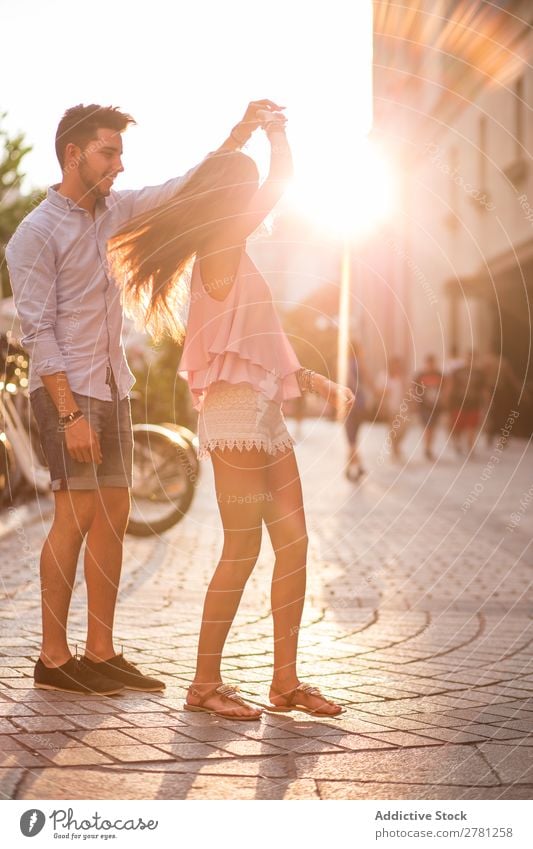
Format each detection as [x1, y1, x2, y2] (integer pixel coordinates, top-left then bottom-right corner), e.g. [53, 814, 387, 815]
[1, 0, 373, 198]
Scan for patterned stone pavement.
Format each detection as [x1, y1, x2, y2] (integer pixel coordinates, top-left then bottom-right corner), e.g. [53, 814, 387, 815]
[0, 417, 532, 800]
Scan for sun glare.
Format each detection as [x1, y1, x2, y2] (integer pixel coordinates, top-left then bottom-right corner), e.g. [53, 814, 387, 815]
[286, 137, 396, 239]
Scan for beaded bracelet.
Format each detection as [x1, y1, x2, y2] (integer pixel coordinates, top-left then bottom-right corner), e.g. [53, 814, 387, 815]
[297, 368, 316, 394]
[58, 409, 85, 432]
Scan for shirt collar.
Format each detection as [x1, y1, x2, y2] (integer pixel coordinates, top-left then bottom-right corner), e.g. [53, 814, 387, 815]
[47, 184, 108, 214]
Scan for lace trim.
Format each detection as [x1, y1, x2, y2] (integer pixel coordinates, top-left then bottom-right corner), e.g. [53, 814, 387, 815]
[198, 433, 295, 459]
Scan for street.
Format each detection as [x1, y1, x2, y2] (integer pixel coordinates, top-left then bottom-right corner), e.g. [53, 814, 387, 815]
[1, 417, 532, 800]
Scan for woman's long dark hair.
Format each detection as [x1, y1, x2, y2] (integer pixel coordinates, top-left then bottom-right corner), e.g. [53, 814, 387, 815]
[108, 150, 259, 342]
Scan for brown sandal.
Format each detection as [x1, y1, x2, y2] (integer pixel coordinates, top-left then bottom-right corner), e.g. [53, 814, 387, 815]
[266, 683, 346, 716]
[184, 684, 263, 721]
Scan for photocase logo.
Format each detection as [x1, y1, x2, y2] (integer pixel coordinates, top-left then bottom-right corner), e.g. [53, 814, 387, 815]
[20, 809, 46, 837]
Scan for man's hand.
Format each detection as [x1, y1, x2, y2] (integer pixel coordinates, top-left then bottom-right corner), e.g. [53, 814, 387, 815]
[64, 417, 103, 464]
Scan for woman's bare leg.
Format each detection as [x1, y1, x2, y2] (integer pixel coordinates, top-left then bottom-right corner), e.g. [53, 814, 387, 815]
[264, 447, 343, 715]
[187, 446, 267, 718]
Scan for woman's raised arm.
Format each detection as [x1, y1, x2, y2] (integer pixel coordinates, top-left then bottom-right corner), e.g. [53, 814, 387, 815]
[228, 116, 293, 242]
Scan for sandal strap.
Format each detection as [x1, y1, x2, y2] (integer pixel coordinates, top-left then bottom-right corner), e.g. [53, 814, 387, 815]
[295, 683, 338, 706]
[188, 683, 249, 708]
[216, 684, 248, 706]
[188, 684, 220, 707]
[294, 683, 322, 697]
[271, 682, 336, 706]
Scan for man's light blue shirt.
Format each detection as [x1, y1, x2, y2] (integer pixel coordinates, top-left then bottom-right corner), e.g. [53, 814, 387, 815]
[6, 172, 194, 401]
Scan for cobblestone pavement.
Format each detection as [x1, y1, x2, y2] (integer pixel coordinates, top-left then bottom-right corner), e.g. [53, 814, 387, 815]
[1, 418, 532, 800]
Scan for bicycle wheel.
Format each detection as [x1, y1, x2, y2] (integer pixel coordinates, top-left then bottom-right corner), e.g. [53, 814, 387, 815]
[127, 424, 197, 537]
[160, 422, 200, 478]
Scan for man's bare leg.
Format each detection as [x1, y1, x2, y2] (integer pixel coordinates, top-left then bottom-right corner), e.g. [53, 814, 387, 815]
[83, 487, 131, 662]
[40, 490, 96, 667]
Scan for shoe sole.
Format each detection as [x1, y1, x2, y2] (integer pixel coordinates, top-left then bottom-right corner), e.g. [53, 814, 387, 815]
[183, 704, 262, 721]
[259, 702, 347, 717]
[34, 682, 124, 696]
[123, 684, 165, 692]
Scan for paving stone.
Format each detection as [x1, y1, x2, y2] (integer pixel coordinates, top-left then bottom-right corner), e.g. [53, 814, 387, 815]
[156, 743, 234, 760]
[316, 782, 531, 800]
[295, 745, 499, 785]
[171, 725, 250, 743]
[0, 703, 35, 716]
[321, 735, 396, 752]
[463, 724, 529, 740]
[14, 731, 80, 751]
[119, 727, 192, 745]
[95, 744, 177, 763]
[116, 712, 179, 727]
[0, 750, 49, 768]
[113, 699, 170, 713]
[120, 756, 290, 777]
[0, 768, 25, 799]
[495, 719, 533, 733]
[66, 729, 145, 748]
[261, 736, 349, 754]
[11, 716, 77, 733]
[42, 748, 114, 766]
[477, 744, 533, 784]
[15, 768, 171, 800]
[0, 737, 35, 752]
[206, 739, 285, 757]
[67, 714, 135, 730]
[365, 730, 447, 747]
[402, 727, 490, 744]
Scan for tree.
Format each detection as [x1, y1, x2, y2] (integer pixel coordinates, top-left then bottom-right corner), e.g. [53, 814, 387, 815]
[0, 113, 44, 297]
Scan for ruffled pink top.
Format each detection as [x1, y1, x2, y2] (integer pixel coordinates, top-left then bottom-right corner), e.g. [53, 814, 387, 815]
[178, 251, 302, 412]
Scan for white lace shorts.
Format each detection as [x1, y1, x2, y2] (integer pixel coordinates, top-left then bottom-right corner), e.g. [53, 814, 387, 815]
[197, 381, 295, 460]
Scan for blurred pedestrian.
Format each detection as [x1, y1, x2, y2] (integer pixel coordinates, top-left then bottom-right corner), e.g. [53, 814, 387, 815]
[481, 352, 521, 447]
[414, 354, 443, 461]
[448, 350, 486, 455]
[443, 344, 464, 378]
[344, 340, 372, 481]
[376, 355, 408, 461]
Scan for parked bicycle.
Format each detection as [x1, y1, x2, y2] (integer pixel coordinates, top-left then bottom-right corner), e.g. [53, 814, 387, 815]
[0, 335, 199, 535]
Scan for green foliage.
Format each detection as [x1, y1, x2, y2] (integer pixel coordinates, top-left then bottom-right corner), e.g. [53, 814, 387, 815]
[0, 113, 45, 297]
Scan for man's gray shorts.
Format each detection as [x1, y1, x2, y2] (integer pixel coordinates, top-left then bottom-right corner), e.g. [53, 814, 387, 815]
[30, 381, 133, 492]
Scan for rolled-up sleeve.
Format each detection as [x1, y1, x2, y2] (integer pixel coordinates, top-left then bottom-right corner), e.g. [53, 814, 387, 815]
[115, 159, 207, 221]
[5, 224, 65, 376]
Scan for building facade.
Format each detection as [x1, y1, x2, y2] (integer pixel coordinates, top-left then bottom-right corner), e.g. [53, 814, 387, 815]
[365, 0, 533, 432]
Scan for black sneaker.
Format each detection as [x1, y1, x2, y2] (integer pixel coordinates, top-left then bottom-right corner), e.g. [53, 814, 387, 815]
[80, 654, 165, 692]
[34, 658, 125, 695]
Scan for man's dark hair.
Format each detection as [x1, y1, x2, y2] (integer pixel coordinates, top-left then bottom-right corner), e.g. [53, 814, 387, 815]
[55, 104, 136, 167]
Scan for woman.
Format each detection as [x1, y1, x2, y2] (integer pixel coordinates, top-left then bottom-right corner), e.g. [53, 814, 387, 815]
[109, 111, 354, 720]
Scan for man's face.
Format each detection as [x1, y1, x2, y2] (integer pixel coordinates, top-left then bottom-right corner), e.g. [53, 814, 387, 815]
[75, 128, 124, 198]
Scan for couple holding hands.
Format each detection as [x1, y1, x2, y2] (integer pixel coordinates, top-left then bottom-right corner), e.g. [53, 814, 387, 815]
[7, 99, 354, 721]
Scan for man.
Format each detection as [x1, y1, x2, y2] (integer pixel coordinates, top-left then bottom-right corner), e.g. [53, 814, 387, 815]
[6, 99, 281, 695]
[414, 353, 443, 462]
